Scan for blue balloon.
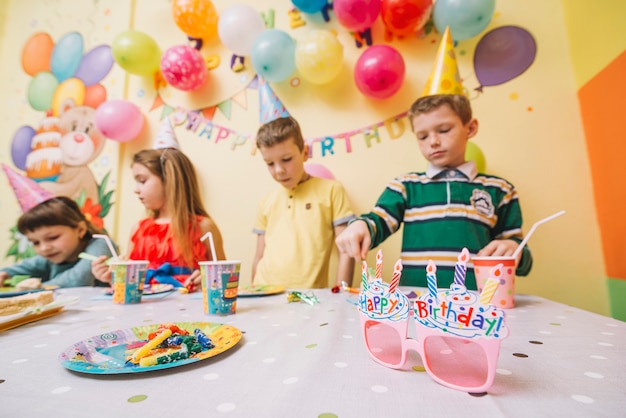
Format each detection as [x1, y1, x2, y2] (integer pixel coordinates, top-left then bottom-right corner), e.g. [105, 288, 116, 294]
[11, 126, 36, 171]
[291, 0, 328, 14]
[433, 0, 495, 41]
[51, 32, 84, 82]
[251, 30, 296, 82]
[74, 45, 114, 86]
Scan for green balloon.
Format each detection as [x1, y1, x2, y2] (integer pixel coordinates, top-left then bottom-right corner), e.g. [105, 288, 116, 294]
[28, 71, 59, 111]
[466, 141, 486, 173]
[112, 30, 161, 76]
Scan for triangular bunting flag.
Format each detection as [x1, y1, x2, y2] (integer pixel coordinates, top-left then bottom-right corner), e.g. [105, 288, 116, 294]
[201, 106, 217, 121]
[231, 89, 248, 110]
[217, 99, 232, 120]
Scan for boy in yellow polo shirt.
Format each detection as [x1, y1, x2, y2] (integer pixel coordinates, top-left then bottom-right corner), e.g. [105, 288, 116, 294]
[252, 117, 356, 288]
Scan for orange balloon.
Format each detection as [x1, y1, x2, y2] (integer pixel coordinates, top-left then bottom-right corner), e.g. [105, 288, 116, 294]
[84, 84, 107, 109]
[22, 32, 54, 75]
[172, 0, 218, 39]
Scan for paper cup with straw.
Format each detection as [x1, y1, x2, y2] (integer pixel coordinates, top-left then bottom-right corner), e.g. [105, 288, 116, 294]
[199, 231, 239, 315]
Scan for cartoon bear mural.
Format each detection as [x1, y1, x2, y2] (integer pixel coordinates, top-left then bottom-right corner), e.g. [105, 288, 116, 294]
[38, 104, 106, 204]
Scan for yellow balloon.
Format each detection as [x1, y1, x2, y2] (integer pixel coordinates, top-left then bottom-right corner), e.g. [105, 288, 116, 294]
[51, 78, 85, 116]
[295, 30, 343, 85]
[112, 30, 161, 76]
[465, 141, 487, 173]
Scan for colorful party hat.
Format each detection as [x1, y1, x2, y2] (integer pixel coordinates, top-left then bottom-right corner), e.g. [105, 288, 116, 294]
[258, 77, 290, 124]
[422, 26, 465, 96]
[153, 117, 180, 150]
[2, 163, 55, 212]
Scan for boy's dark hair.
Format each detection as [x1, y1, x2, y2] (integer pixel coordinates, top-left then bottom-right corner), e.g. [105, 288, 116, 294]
[17, 196, 101, 241]
[408, 94, 473, 130]
[256, 117, 305, 151]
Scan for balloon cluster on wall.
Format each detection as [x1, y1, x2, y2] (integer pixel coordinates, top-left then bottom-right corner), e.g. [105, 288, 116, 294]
[12, 31, 145, 170]
[107, 0, 504, 100]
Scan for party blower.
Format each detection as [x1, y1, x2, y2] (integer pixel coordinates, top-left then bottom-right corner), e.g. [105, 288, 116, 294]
[358, 250, 508, 393]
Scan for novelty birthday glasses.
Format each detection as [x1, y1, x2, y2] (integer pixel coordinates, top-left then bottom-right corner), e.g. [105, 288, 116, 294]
[358, 252, 508, 393]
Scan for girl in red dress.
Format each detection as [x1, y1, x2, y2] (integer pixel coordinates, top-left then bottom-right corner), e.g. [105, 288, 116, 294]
[92, 148, 225, 291]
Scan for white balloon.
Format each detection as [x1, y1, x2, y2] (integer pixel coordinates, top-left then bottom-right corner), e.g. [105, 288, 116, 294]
[218, 4, 266, 56]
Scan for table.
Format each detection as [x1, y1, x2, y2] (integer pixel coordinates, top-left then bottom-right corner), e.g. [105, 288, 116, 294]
[1, 287, 625, 417]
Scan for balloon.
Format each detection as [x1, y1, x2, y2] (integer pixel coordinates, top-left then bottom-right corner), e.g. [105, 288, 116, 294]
[112, 30, 161, 76]
[11, 126, 36, 171]
[84, 84, 107, 109]
[172, 0, 218, 39]
[465, 141, 486, 173]
[433, 0, 495, 41]
[295, 30, 343, 85]
[251, 30, 296, 82]
[27, 72, 59, 111]
[50, 32, 84, 82]
[218, 4, 266, 56]
[51, 78, 86, 116]
[334, 0, 381, 33]
[381, 0, 433, 36]
[354, 45, 405, 99]
[291, 0, 328, 14]
[474, 26, 537, 89]
[305, 163, 335, 180]
[160, 45, 208, 91]
[74, 45, 114, 86]
[21, 32, 54, 76]
[95, 100, 144, 142]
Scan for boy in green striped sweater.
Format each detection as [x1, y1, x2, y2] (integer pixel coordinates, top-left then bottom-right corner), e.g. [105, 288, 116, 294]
[335, 94, 532, 289]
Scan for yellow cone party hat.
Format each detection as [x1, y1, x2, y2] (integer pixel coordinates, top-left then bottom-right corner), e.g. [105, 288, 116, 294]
[422, 26, 465, 96]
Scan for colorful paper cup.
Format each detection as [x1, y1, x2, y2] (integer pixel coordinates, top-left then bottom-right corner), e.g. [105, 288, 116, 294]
[472, 256, 516, 309]
[110, 260, 148, 304]
[200, 260, 241, 315]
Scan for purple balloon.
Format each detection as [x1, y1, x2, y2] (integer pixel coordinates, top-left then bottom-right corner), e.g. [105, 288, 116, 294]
[74, 45, 114, 86]
[474, 26, 536, 89]
[11, 125, 36, 171]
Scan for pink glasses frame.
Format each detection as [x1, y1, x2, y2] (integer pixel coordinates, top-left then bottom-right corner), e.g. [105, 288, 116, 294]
[359, 311, 502, 393]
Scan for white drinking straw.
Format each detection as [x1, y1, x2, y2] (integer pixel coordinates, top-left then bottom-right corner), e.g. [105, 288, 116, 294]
[512, 210, 566, 259]
[200, 232, 218, 261]
[92, 234, 119, 260]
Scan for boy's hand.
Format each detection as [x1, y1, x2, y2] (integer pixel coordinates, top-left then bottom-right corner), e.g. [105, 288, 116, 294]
[0, 271, 9, 287]
[477, 239, 522, 264]
[91, 255, 112, 284]
[336, 220, 371, 260]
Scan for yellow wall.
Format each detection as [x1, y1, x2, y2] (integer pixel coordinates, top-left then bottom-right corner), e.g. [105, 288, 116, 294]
[0, 0, 609, 315]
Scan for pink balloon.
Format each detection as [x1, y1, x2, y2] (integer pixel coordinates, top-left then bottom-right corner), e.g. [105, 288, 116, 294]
[305, 163, 335, 180]
[354, 45, 405, 99]
[160, 45, 208, 91]
[334, 0, 382, 33]
[95, 100, 144, 142]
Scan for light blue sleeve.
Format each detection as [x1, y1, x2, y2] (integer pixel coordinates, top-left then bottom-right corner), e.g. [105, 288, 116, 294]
[0, 256, 51, 278]
[45, 238, 114, 287]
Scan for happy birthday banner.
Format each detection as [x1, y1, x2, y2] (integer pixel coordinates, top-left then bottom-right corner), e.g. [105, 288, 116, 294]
[157, 90, 410, 159]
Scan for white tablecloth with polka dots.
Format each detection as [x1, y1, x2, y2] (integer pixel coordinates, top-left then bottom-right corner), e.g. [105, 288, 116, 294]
[1, 287, 624, 417]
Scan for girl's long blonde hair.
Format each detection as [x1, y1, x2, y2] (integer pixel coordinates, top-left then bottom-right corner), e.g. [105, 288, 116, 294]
[133, 148, 209, 268]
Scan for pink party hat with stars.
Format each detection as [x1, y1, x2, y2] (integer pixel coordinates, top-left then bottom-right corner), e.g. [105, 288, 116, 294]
[2, 163, 55, 212]
[258, 77, 290, 124]
[422, 26, 465, 96]
[153, 117, 181, 150]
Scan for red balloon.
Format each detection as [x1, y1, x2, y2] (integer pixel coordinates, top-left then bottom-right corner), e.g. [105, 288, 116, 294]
[354, 45, 405, 99]
[334, 0, 382, 33]
[381, 0, 433, 36]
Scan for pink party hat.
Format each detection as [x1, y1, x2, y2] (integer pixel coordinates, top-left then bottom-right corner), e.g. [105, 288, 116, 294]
[2, 163, 55, 212]
[258, 77, 290, 124]
[153, 117, 181, 150]
[422, 26, 465, 96]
